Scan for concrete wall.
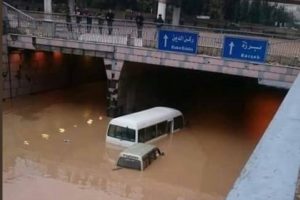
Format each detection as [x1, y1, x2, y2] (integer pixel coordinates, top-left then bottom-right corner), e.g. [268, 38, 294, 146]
[2, 50, 106, 99]
[117, 62, 150, 114]
[118, 62, 188, 114]
[226, 74, 300, 200]
[2, 36, 9, 94]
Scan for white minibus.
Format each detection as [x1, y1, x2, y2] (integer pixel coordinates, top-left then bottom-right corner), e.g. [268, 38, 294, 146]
[106, 107, 184, 147]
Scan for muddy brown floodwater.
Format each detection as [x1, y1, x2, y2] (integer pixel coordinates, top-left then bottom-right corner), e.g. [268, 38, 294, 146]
[3, 80, 285, 200]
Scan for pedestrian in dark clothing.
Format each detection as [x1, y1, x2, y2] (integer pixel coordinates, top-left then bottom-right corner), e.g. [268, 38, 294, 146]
[76, 9, 81, 31]
[97, 12, 104, 34]
[83, 8, 89, 16]
[135, 12, 144, 38]
[105, 9, 114, 35]
[155, 14, 164, 28]
[3, 16, 9, 35]
[154, 14, 164, 40]
[86, 13, 92, 33]
[66, 10, 72, 32]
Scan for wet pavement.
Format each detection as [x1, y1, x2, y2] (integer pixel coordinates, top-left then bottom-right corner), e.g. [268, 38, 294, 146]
[3, 79, 286, 200]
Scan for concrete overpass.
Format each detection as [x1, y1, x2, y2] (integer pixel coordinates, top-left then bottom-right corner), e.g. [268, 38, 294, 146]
[2, 2, 300, 116]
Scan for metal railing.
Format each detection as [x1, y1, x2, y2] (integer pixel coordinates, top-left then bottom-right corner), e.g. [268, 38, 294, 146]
[22, 10, 300, 40]
[3, 2, 300, 67]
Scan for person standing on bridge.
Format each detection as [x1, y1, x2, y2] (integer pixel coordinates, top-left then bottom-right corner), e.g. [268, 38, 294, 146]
[86, 12, 92, 33]
[135, 12, 144, 38]
[76, 8, 82, 32]
[155, 14, 164, 29]
[97, 12, 104, 34]
[66, 8, 72, 32]
[154, 14, 164, 40]
[105, 9, 115, 35]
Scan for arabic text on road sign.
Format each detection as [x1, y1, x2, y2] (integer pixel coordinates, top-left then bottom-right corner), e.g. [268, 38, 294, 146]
[223, 36, 268, 63]
[158, 30, 198, 54]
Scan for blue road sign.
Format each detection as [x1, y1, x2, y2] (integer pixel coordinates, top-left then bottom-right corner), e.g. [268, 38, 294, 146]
[223, 36, 268, 63]
[158, 30, 198, 54]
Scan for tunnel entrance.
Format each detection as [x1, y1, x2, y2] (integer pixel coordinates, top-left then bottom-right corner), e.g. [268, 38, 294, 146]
[3, 49, 107, 99]
[3, 59, 288, 200]
[119, 62, 287, 140]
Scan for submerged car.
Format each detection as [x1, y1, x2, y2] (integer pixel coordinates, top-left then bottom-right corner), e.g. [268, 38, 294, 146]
[116, 143, 164, 171]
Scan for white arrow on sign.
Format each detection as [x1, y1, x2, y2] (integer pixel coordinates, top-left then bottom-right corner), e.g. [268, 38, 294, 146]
[229, 41, 235, 55]
[163, 34, 168, 47]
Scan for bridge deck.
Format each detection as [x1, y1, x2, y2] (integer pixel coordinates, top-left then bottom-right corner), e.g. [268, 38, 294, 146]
[3, 2, 300, 68]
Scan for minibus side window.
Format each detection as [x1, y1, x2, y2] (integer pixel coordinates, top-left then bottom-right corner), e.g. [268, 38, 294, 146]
[157, 121, 168, 136]
[138, 128, 146, 142]
[138, 126, 156, 143]
[145, 125, 156, 142]
[173, 116, 183, 130]
[121, 128, 136, 142]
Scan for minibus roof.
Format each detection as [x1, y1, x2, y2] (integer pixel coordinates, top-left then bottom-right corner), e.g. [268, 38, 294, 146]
[121, 143, 157, 158]
[109, 107, 182, 129]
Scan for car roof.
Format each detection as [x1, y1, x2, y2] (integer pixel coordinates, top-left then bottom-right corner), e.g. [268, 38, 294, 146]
[120, 143, 157, 158]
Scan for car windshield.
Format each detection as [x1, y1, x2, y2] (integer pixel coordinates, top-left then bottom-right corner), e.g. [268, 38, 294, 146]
[117, 157, 141, 170]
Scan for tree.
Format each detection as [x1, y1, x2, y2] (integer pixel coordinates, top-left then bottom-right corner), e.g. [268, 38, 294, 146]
[233, 0, 241, 22]
[248, 0, 261, 23]
[223, 0, 240, 21]
[169, 0, 182, 7]
[239, 0, 249, 22]
[181, 0, 205, 15]
[209, 0, 223, 20]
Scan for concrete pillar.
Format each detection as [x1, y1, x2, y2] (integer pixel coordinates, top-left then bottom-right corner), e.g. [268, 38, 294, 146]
[157, 0, 167, 20]
[104, 59, 124, 117]
[68, 0, 75, 14]
[2, 36, 11, 99]
[125, 80, 137, 114]
[44, 0, 52, 20]
[3, 5, 9, 35]
[44, 0, 52, 13]
[172, 6, 181, 26]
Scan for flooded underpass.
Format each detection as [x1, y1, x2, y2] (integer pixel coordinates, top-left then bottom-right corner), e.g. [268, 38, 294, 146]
[3, 62, 287, 200]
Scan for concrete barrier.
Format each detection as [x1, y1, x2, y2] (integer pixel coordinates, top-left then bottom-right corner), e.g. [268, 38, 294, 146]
[226, 74, 300, 200]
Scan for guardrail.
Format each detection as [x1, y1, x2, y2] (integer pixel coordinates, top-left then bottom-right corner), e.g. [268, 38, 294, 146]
[3, 2, 300, 67]
[22, 10, 300, 40]
[3, 2, 35, 34]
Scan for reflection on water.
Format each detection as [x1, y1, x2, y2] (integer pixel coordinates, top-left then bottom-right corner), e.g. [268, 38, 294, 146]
[3, 76, 286, 200]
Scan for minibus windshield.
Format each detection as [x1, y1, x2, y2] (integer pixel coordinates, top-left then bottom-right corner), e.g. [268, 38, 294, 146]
[108, 125, 136, 142]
